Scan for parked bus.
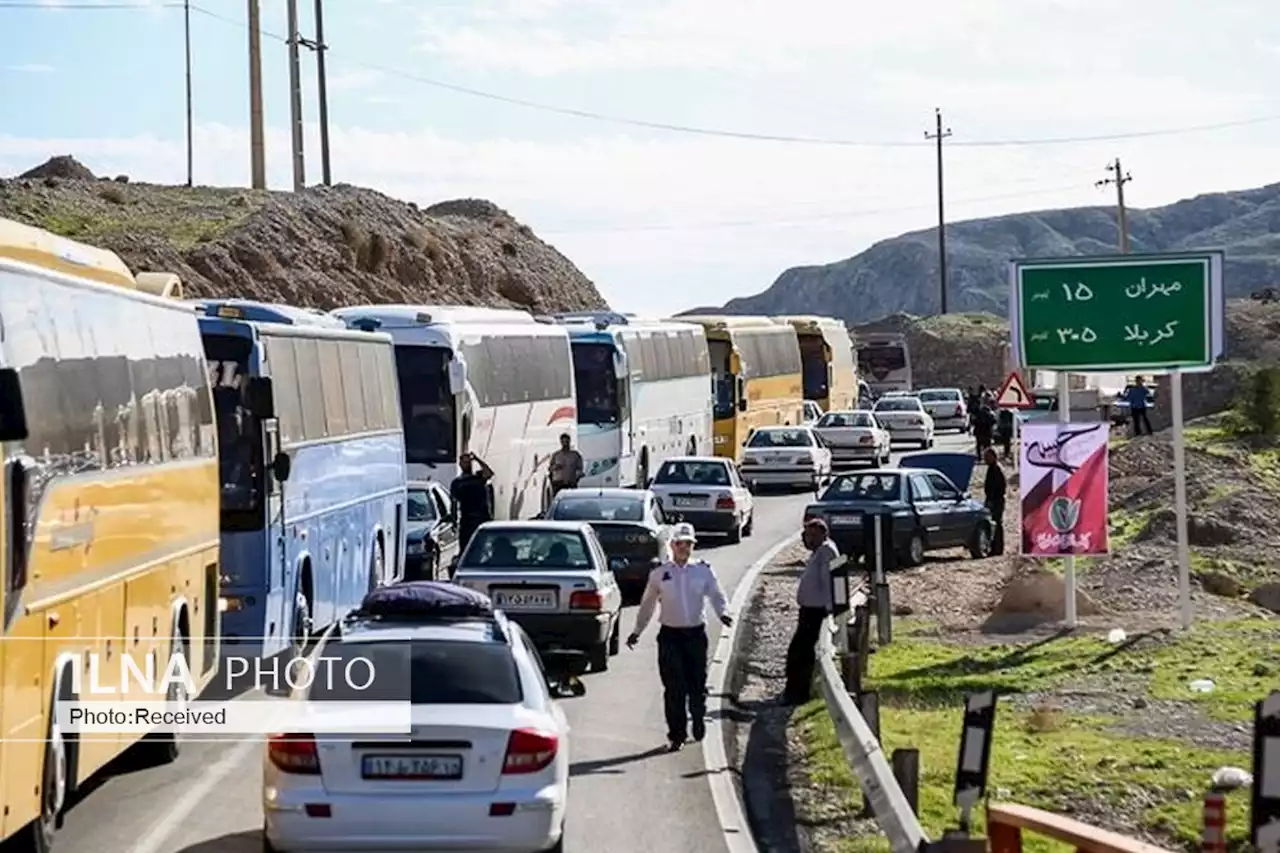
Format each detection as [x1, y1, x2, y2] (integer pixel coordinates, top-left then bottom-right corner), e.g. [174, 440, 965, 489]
[775, 315, 858, 412]
[677, 315, 804, 462]
[554, 312, 713, 487]
[0, 219, 220, 850]
[331, 305, 576, 520]
[854, 332, 913, 395]
[195, 300, 407, 658]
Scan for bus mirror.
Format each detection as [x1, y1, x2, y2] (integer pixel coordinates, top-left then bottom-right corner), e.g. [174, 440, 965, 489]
[271, 452, 292, 483]
[737, 398, 748, 412]
[247, 377, 275, 420]
[613, 350, 628, 378]
[0, 368, 28, 442]
[448, 360, 467, 395]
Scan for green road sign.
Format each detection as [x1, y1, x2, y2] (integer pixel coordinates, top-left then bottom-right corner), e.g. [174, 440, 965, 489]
[1009, 251, 1225, 372]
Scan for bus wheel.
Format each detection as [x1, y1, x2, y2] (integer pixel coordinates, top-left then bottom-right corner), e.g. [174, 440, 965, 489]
[29, 706, 66, 853]
[367, 540, 384, 593]
[687, 437, 697, 455]
[291, 589, 312, 659]
[141, 635, 189, 765]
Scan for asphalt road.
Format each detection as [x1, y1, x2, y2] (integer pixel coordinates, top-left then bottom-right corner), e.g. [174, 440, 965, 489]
[46, 431, 974, 853]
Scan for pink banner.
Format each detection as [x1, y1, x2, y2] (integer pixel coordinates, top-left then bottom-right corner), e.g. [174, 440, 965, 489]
[1018, 421, 1110, 556]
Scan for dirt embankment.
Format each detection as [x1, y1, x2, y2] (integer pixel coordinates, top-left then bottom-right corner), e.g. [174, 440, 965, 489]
[1, 156, 608, 314]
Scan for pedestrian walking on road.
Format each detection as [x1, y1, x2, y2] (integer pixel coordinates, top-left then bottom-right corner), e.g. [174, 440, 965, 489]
[548, 433, 584, 496]
[783, 518, 841, 705]
[983, 447, 1007, 557]
[973, 402, 996, 456]
[626, 522, 732, 752]
[1124, 376, 1154, 437]
[450, 451, 494, 555]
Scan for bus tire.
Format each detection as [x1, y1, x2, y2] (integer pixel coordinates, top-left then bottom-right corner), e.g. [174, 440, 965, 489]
[141, 633, 189, 765]
[368, 539, 384, 593]
[290, 577, 313, 660]
[687, 437, 697, 455]
[25, 690, 66, 853]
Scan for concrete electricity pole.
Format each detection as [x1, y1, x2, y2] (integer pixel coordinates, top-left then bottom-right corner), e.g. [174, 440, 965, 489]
[1097, 158, 1132, 253]
[924, 108, 953, 314]
[299, 0, 332, 185]
[183, 0, 193, 187]
[247, 0, 266, 189]
[285, 0, 306, 192]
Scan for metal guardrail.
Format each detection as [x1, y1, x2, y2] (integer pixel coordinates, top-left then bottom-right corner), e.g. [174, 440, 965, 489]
[815, 602, 929, 853]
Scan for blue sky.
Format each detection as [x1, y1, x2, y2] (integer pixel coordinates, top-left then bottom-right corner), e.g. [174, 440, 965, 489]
[2, 0, 1279, 314]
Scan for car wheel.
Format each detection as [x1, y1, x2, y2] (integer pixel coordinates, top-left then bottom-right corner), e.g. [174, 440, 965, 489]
[902, 531, 925, 567]
[743, 512, 754, 537]
[589, 641, 609, 672]
[607, 617, 620, 656]
[725, 519, 742, 544]
[969, 524, 992, 559]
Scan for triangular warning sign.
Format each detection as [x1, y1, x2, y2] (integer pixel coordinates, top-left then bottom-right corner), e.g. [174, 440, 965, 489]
[995, 371, 1034, 408]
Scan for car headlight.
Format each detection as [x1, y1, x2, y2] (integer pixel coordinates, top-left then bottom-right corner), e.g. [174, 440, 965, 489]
[406, 541, 425, 555]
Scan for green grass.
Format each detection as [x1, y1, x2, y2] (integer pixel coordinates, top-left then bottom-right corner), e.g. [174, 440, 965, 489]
[789, 620, 1275, 853]
[1108, 506, 1150, 548]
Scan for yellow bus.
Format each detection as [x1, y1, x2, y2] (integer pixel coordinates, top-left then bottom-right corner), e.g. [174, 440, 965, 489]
[0, 219, 220, 851]
[774, 315, 858, 413]
[677, 316, 804, 462]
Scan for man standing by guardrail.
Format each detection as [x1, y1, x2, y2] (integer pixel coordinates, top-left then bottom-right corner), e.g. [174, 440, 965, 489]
[783, 518, 841, 705]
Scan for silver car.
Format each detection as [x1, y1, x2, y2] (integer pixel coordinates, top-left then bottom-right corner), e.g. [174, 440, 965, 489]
[872, 396, 935, 449]
[916, 388, 969, 432]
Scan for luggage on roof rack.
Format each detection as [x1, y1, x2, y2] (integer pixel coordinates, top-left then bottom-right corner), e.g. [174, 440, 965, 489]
[353, 581, 495, 621]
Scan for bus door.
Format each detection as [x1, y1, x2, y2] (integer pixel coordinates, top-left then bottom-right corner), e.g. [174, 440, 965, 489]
[613, 347, 635, 479]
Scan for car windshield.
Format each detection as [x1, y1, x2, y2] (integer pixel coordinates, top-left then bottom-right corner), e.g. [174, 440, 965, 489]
[748, 429, 813, 448]
[407, 489, 436, 523]
[308, 640, 522, 704]
[821, 473, 901, 501]
[461, 529, 591, 569]
[551, 495, 645, 522]
[918, 390, 959, 402]
[817, 412, 874, 428]
[654, 460, 730, 486]
[874, 399, 921, 412]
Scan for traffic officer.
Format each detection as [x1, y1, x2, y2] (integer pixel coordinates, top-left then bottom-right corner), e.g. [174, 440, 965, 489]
[626, 522, 732, 752]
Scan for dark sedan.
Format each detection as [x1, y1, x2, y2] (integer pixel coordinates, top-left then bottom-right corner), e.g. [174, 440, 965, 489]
[403, 481, 460, 581]
[802, 453, 993, 567]
[544, 487, 672, 603]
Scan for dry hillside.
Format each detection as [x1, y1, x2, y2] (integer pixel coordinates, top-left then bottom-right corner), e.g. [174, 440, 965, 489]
[0, 156, 608, 313]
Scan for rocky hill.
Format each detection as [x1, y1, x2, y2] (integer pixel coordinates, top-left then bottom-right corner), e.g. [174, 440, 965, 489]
[0, 157, 608, 313]
[720, 181, 1280, 323]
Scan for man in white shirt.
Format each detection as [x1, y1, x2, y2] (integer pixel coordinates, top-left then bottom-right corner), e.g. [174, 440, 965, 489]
[626, 522, 732, 751]
[784, 518, 841, 704]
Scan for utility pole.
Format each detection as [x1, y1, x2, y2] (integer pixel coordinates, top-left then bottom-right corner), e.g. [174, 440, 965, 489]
[1097, 158, 1132, 253]
[183, 0, 193, 187]
[299, 0, 332, 185]
[285, 0, 306, 192]
[247, 0, 266, 189]
[924, 108, 953, 314]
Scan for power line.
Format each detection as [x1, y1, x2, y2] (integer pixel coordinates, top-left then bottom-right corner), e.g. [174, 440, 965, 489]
[9, 0, 1280, 150]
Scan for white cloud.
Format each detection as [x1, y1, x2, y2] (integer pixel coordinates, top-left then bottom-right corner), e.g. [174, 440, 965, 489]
[2, 119, 1275, 316]
[6, 64, 55, 74]
[328, 69, 383, 92]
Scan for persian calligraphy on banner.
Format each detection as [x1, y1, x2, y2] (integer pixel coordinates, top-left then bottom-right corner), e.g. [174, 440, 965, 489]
[1019, 421, 1109, 557]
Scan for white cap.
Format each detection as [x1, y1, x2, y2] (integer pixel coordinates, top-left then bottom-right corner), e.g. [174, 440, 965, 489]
[671, 522, 697, 543]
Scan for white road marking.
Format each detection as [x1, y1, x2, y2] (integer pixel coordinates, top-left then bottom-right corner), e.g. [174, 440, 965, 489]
[130, 737, 261, 853]
[703, 528, 802, 853]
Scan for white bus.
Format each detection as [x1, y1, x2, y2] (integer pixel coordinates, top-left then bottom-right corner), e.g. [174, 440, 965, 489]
[854, 332, 913, 395]
[332, 305, 577, 520]
[555, 312, 713, 488]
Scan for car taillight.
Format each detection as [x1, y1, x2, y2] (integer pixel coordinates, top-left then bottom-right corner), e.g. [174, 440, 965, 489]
[569, 590, 602, 610]
[954, 405, 964, 416]
[859, 435, 873, 444]
[716, 496, 735, 510]
[503, 728, 558, 774]
[267, 733, 320, 775]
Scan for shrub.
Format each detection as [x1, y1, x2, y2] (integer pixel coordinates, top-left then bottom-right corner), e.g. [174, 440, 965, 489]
[1230, 366, 1280, 436]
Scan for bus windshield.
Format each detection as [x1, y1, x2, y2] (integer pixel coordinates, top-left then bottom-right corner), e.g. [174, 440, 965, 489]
[858, 345, 907, 383]
[202, 333, 262, 519]
[394, 346, 457, 465]
[799, 337, 828, 399]
[572, 343, 619, 425]
[709, 340, 734, 420]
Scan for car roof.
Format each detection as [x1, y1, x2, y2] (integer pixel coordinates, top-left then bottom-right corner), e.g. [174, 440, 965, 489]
[337, 620, 508, 646]
[407, 480, 443, 491]
[823, 409, 874, 416]
[555, 487, 645, 499]
[834, 468, 902, 478]
[660, 455, 730, 465]
[754, 424, 813, 432]
[918, 387, 961, 394]
[476, 519, 593, 534]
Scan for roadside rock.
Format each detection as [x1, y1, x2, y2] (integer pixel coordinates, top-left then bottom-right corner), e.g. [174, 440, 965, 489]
[1248, 582, 1280, 613]
[984, 569, 1101, 633]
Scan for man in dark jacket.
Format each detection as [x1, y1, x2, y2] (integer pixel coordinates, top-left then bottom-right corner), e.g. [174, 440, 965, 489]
[973, 403, 996, 456]
[996, 407, 1015, 460]
[983, 447, 1006, 556]
[1124, 376, 1154, 436]
[450, 451, 495, 555]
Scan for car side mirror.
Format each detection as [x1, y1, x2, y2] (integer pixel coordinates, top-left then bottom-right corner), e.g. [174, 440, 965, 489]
[0, 368, 29, 442]
[271, 451, 292, 483]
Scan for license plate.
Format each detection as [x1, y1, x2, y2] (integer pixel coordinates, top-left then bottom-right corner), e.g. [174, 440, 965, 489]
[361, 754, 463, 780]
[610, 557, 628, 570]
[493, 589, 558, 610]
[673, 497, 705, 508]
[829, 514, 863, 525]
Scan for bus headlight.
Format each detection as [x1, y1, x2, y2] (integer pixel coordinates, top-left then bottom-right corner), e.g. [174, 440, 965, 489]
[406, 541, 425, 556]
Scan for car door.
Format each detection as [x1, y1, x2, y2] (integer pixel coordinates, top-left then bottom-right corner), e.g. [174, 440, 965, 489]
[907, 473, 945, 548]
[428, 483, 460, 569]
[925, 472, 968, 546]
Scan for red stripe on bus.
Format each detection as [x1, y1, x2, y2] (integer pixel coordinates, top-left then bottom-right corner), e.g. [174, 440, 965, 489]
[548, 406, 576, 425]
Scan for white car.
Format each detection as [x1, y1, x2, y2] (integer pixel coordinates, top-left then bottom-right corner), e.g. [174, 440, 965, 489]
[263, 586, 572, 853]
[916, 387, 968, 432]
[801, 400, 824, 425]
[812, 410, 892, 468]
[452, 521, 624, 672]
[647, 455, 755, 543]
[872, 396, 935, 449]
[739, 425, 832, 490]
